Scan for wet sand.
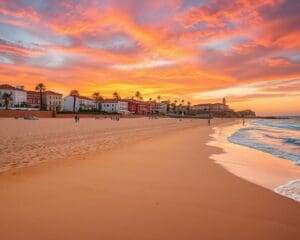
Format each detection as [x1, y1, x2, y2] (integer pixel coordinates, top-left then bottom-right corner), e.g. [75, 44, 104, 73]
[0, 118, 299, 240]
[209, 121, 300, 191]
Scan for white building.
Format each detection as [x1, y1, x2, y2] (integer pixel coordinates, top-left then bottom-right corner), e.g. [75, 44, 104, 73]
[100, 99, 128, 113]
[150, 102, 168, 114]
[63, 95, 97, 112]
[43, 91, 63, 112]
[0, 84, 27, 108]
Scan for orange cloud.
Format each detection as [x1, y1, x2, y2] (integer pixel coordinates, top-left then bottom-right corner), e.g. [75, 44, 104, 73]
[267, 57, 292, 66]
[0, 0, 299, 115]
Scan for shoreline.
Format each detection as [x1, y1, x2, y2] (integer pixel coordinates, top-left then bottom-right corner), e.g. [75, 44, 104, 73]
[209, 120, 300, 201]
[0, 118, 300, 239]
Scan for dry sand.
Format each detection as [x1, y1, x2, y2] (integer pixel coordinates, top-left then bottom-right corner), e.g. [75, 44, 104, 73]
[0, 118, 299, 240]
[0, 118, 202, 173]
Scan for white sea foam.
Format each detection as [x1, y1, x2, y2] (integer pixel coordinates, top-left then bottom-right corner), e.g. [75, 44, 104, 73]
[209, 119, 300, 202]
[228, 119, 300, 164]
[275, 180, 300, 202]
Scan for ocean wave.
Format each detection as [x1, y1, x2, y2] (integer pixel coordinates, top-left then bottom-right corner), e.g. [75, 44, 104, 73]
[228, 119, 300, 164]
[262, 134, 300, 147]
[274, 180, 300, 202]
[283, 138, 300, 146]
[256, 119, 300, 131]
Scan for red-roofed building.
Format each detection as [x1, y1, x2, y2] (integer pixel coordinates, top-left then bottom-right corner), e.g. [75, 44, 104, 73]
[26, 91, 40, 108]
[125, 99, 150, 115]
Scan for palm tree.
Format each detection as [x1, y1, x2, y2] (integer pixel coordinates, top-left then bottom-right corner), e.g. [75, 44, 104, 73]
[173, 100, 177, 112]
[157, 95, 161, 102]
[113, 92, 120, 100]
[35, 83, 46, 110]
[1, 92, 12, 110]
[166, 99, 171, 112]
[135, 91, 141, 100]
[149, 97, 153, 101]
[180, 100, 185, 114]
[187, 101, 191, 113]
[92, 92, 103, 111]
[70, 90, 79, 113]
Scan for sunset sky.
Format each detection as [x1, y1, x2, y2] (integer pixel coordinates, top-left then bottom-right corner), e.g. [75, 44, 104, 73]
[0, 0, 299, 115]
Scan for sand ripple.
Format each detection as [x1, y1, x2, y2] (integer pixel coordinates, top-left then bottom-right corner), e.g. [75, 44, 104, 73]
[0, 118, 200, 173]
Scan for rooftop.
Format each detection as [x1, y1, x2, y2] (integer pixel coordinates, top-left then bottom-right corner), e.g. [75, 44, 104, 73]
[27, 91, 39, 94]
[78, 96, 93, 101]
[44, 91, 63, 96]
[0, 84, 25, 91]
[193, 103, 226, 107]
[99, 99, 127, 103]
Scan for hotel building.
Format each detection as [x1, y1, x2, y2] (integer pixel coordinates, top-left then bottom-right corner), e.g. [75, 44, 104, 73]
[191, 103, 229, 112]
[26, 91, 40, 108]
[0, 84, 27, 108]
[126, 99, 150, 115]
[100, 99, 128, 113]
[63, 96, 97, 112]
[43, 91, 63, 112]
[149, 102, 168, 114]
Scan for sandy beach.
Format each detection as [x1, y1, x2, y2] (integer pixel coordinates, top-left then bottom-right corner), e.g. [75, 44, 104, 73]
[0, 118, 202, 173]
[0, 118, 299, 240]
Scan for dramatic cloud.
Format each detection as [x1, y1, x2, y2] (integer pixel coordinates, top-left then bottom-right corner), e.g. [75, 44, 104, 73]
[0, 0, 299, 114]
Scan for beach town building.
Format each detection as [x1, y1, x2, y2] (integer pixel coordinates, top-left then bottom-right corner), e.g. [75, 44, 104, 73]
[150, 102, 168, 114]
[126, 99, 150, 115]
[0, 84, 27, 108]
[100, 99, 128, 113]
[236, 109, 256, 117]
[63, 96, 97, 112]
[43, 91, 63, 112]
[26, 91, 40, 108]
[191, 98, 229, 113]
[191, 103, 229, 112]
[189, 98, 232, 117]
[78, 96, 97, 111]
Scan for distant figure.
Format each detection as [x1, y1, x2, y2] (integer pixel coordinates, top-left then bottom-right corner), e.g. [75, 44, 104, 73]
[208, 118, 211, 126]
[77, 114, 80, 122]
[111, 115, 120, 121]
[242, 118, 245, 126]
[74, 114, 80, 123]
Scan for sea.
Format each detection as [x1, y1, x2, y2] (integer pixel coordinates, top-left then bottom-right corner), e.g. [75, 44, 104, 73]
[228, 118, 300, 201]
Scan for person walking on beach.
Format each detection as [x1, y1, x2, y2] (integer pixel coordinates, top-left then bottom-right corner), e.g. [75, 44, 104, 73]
[208, 118, 211, 126]
[242, 118, 245, 126]
[74, 114, 80, 123]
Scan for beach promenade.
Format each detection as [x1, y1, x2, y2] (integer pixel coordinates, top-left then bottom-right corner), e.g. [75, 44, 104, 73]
[0, 118, 299, 240]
